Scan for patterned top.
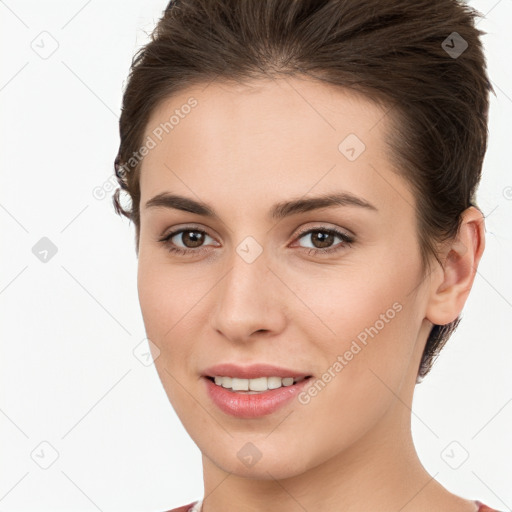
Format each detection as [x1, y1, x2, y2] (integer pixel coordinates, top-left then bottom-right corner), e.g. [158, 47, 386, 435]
[165, 499, 502, 511]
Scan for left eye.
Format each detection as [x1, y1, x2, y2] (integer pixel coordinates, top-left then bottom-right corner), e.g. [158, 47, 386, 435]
[294, 228, 354, 253]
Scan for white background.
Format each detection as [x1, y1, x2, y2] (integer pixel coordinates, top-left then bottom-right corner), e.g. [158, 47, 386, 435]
[1, 0, 511, 510]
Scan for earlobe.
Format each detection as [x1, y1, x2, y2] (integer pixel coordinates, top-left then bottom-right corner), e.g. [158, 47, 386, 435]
[425, 207, 486, 326]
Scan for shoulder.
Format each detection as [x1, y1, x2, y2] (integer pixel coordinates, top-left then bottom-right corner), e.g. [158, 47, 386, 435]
[162, 501, 198, 512]
[476, 501, 503, 512]
[163, 500, 503, 512]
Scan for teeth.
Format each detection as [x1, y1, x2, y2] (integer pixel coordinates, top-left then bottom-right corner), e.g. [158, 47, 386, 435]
[211, 375, 307, 392]
[267, 376, 282, 389]
[232, 378, 249, 391]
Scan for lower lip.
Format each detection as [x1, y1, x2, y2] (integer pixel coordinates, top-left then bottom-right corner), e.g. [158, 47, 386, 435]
[203, 377, 311, 418]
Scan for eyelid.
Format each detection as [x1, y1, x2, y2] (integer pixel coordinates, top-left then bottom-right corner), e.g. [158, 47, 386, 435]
[293, 223, 354, 240]
[158, 223, 217, 242]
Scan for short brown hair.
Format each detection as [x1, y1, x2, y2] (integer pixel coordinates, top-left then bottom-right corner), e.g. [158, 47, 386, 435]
[113, 0, 493, 380]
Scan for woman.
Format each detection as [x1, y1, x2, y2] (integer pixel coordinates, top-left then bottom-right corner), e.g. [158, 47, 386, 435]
[113, 0, 502, 510]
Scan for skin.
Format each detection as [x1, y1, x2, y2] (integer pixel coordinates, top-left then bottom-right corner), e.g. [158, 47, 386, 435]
[136, 76, 485, 512]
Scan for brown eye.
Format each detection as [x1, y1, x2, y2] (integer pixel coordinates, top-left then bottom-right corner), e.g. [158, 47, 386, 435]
[177, 230, 206, 248]
[158, 228, 217, 255]
[296, 228, 354, 253]
[307, 231, 336, 249]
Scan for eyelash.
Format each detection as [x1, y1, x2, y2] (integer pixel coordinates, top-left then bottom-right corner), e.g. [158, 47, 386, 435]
[157, 226, 354, 257]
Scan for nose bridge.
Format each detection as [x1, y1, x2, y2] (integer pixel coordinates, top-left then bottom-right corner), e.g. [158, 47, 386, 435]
[210, 243, 285, 340]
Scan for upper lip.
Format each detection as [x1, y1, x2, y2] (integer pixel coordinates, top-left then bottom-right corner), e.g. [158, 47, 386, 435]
[202, 363, 311, 379]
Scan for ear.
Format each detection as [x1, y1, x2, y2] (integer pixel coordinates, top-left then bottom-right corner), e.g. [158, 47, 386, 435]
[425, 206, 486, 325]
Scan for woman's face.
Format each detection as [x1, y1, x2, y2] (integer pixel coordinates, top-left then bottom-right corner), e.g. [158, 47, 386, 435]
[137, 77, 435, 479]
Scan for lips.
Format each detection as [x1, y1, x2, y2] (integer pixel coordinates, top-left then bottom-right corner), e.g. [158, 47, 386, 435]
[201, 363, 313, 418]
[203, 374, 312, 418]
[202, 363, 311, 380]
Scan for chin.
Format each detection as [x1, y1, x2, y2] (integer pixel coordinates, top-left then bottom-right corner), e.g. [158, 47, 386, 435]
[202, 436, 314, 480]
[220, 456, 306, 480]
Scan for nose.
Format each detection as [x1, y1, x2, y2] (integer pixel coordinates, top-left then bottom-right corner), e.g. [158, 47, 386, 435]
[209, 248, 287, 343]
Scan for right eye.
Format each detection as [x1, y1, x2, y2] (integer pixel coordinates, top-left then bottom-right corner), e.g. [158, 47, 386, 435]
[158, 227, 219, 255]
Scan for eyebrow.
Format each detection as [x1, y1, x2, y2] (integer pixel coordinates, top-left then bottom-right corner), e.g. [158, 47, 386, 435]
[144, 191, 378, 220]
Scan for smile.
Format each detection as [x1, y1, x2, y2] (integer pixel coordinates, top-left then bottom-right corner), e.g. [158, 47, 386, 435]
[208, 375, 310, 393]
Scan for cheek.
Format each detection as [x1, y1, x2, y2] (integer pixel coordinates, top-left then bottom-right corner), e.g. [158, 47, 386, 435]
[295, 265, 404, 342]
[137, 254, 197, 336]
[285, 287, 418, 468]
[136, 258, 191, 367]
[296, 252, 421, 387]
[136, 255, 217, 380]
[137, 260, 200, 415]
[137, 261, 167, 339]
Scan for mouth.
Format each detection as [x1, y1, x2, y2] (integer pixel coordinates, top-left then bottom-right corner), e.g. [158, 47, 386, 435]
[203, 372, 314, 418]
[204, 375, 313, 394]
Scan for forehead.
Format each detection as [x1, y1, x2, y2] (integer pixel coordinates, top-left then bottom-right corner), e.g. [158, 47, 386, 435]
[142, 77, 387, 154]
[139, 77, 413, 218]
